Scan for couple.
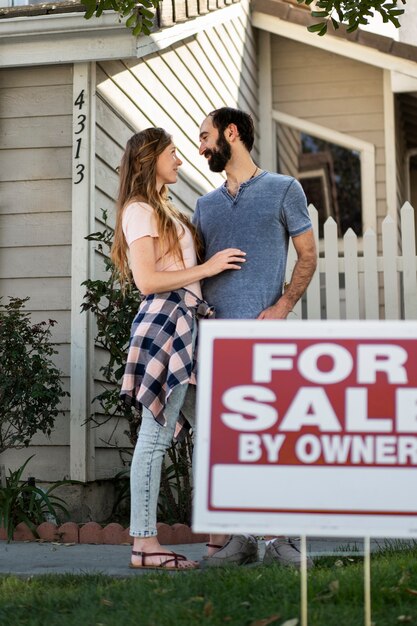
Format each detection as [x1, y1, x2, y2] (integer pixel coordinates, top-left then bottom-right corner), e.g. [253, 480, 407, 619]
[111, 107, 317, 570]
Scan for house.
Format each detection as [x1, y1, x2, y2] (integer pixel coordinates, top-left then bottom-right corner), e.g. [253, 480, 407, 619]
[1, 0, 416, 519]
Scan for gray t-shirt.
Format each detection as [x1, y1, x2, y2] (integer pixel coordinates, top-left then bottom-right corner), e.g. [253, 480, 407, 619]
[192, 171, 312, 319]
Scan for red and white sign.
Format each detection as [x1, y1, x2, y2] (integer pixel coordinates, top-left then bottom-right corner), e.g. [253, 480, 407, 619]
[193, 320, 417, 537]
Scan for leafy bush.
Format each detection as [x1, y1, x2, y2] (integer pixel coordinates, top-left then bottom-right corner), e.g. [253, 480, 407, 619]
[0, 297, 68, 454]
[81, 213, 142, 443]
[82, 211, 194, 525]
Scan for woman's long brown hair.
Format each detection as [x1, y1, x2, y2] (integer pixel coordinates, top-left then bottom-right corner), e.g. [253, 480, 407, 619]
[111, 128, 202, 287]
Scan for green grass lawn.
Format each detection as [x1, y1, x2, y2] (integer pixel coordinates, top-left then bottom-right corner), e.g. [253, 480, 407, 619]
[1, 548, 417, 626]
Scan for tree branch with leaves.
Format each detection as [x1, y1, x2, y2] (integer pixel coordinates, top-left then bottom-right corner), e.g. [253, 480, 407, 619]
[300, 0, 406, 36]
[82, 0, 406, 37]
[83, 0, 160, 35]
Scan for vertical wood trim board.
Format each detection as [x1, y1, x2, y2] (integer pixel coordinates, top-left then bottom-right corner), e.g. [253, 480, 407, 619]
[70, 62, 95, 482]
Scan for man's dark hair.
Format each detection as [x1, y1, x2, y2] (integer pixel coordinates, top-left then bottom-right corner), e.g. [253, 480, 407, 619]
[209, 107, 255, 152]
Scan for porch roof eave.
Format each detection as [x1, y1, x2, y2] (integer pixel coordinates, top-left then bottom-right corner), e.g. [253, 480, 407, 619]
[0, 0, 245, 68]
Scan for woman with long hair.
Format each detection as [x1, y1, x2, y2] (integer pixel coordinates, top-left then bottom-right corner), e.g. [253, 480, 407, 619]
[111, 128, 245, 570]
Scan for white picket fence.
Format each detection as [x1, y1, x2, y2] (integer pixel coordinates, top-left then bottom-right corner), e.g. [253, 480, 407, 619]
[286, 202, 417, 321]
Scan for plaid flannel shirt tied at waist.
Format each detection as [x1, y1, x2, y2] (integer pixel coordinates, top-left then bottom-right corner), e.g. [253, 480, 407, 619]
[120, 288, 214, 428]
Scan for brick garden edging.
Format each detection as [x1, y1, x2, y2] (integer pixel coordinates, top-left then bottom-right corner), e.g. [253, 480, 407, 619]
[0, 522, 209, 545]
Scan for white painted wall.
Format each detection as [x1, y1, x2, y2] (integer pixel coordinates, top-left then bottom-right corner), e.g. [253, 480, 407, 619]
[0, 64, 73, 481]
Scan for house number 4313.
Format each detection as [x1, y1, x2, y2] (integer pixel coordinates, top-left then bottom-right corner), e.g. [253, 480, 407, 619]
[73, 89, 87, 185]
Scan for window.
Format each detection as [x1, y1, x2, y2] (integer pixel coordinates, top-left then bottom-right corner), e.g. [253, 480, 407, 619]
[299, 134, 362, 238]
[273, 111, 374, 236]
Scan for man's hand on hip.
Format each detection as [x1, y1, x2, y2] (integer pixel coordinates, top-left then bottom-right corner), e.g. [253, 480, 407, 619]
[257, 297, 293, 319]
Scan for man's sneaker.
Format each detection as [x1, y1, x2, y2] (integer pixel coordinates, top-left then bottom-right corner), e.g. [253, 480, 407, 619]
[204, 535, 258, 567]
[263, 537, 314, 569]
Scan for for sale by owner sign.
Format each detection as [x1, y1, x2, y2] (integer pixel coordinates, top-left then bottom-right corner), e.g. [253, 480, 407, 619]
[193, 320, 417, 537]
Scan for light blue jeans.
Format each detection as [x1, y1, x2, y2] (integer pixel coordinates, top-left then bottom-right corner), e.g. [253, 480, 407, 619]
[129, 332, 197, 538]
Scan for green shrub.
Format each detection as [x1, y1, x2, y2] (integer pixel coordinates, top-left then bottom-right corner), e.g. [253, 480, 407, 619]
[0, 297, 68, 454]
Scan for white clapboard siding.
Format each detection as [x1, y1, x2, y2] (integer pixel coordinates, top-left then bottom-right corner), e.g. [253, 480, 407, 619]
[95, 158, 119, 200]
[94, 448, 131, 479]
[96, 126, 123, 171]
[95, 96, 134, 150]
[1, 117, 71, 150]
[93, 418, 132, 449]
[0, 277, 71, 310]
[0, 213, 71, 247]
[30, 413, 71, 446]
[276, 80, 382, 102]
[171, 44, 219, 110]
[0, 180, 72, 214]
[39, 343, 70, 374]
[289, 204, 417, 321]
[225, 14, 258, 82]
[93, 254, 114, 284]
[203, 28, 257, 113]
[0, 148, 72, 182]
[30, 310, 72, 343]
[169, 182, 202, 216]
[94, 346, 117, 383]
[0, 62, 73, 425]
[227, 11, 259, 114]
[135, 53, 211, 129]
[276, 124, 300, 177]
[0, 247, 71, 279]
[285, 98, 383, 120]
[189, 34, 243, 109]
[0, 85, 72, 118]
[273, 62, 382, 88]
[272, 34, 386, 227]
[0, 65, 73, 88]
[95, 188, 117, 225]
[2, 447, 71, 481]
[159, 45, 216, 113]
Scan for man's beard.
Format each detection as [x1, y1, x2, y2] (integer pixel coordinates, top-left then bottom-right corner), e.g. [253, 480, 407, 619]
[205, 134, 231, 172]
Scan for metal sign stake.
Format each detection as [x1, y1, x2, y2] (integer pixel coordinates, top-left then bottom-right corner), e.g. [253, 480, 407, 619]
[364, 536, 372, 626]
[300, 534, 308, 626]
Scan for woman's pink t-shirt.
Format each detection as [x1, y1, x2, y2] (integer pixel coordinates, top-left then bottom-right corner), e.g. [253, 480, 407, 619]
[122, 201, 202, 299]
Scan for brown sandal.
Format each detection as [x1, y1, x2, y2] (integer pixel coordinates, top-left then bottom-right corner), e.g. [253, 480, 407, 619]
[129, 550, 198, 570]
